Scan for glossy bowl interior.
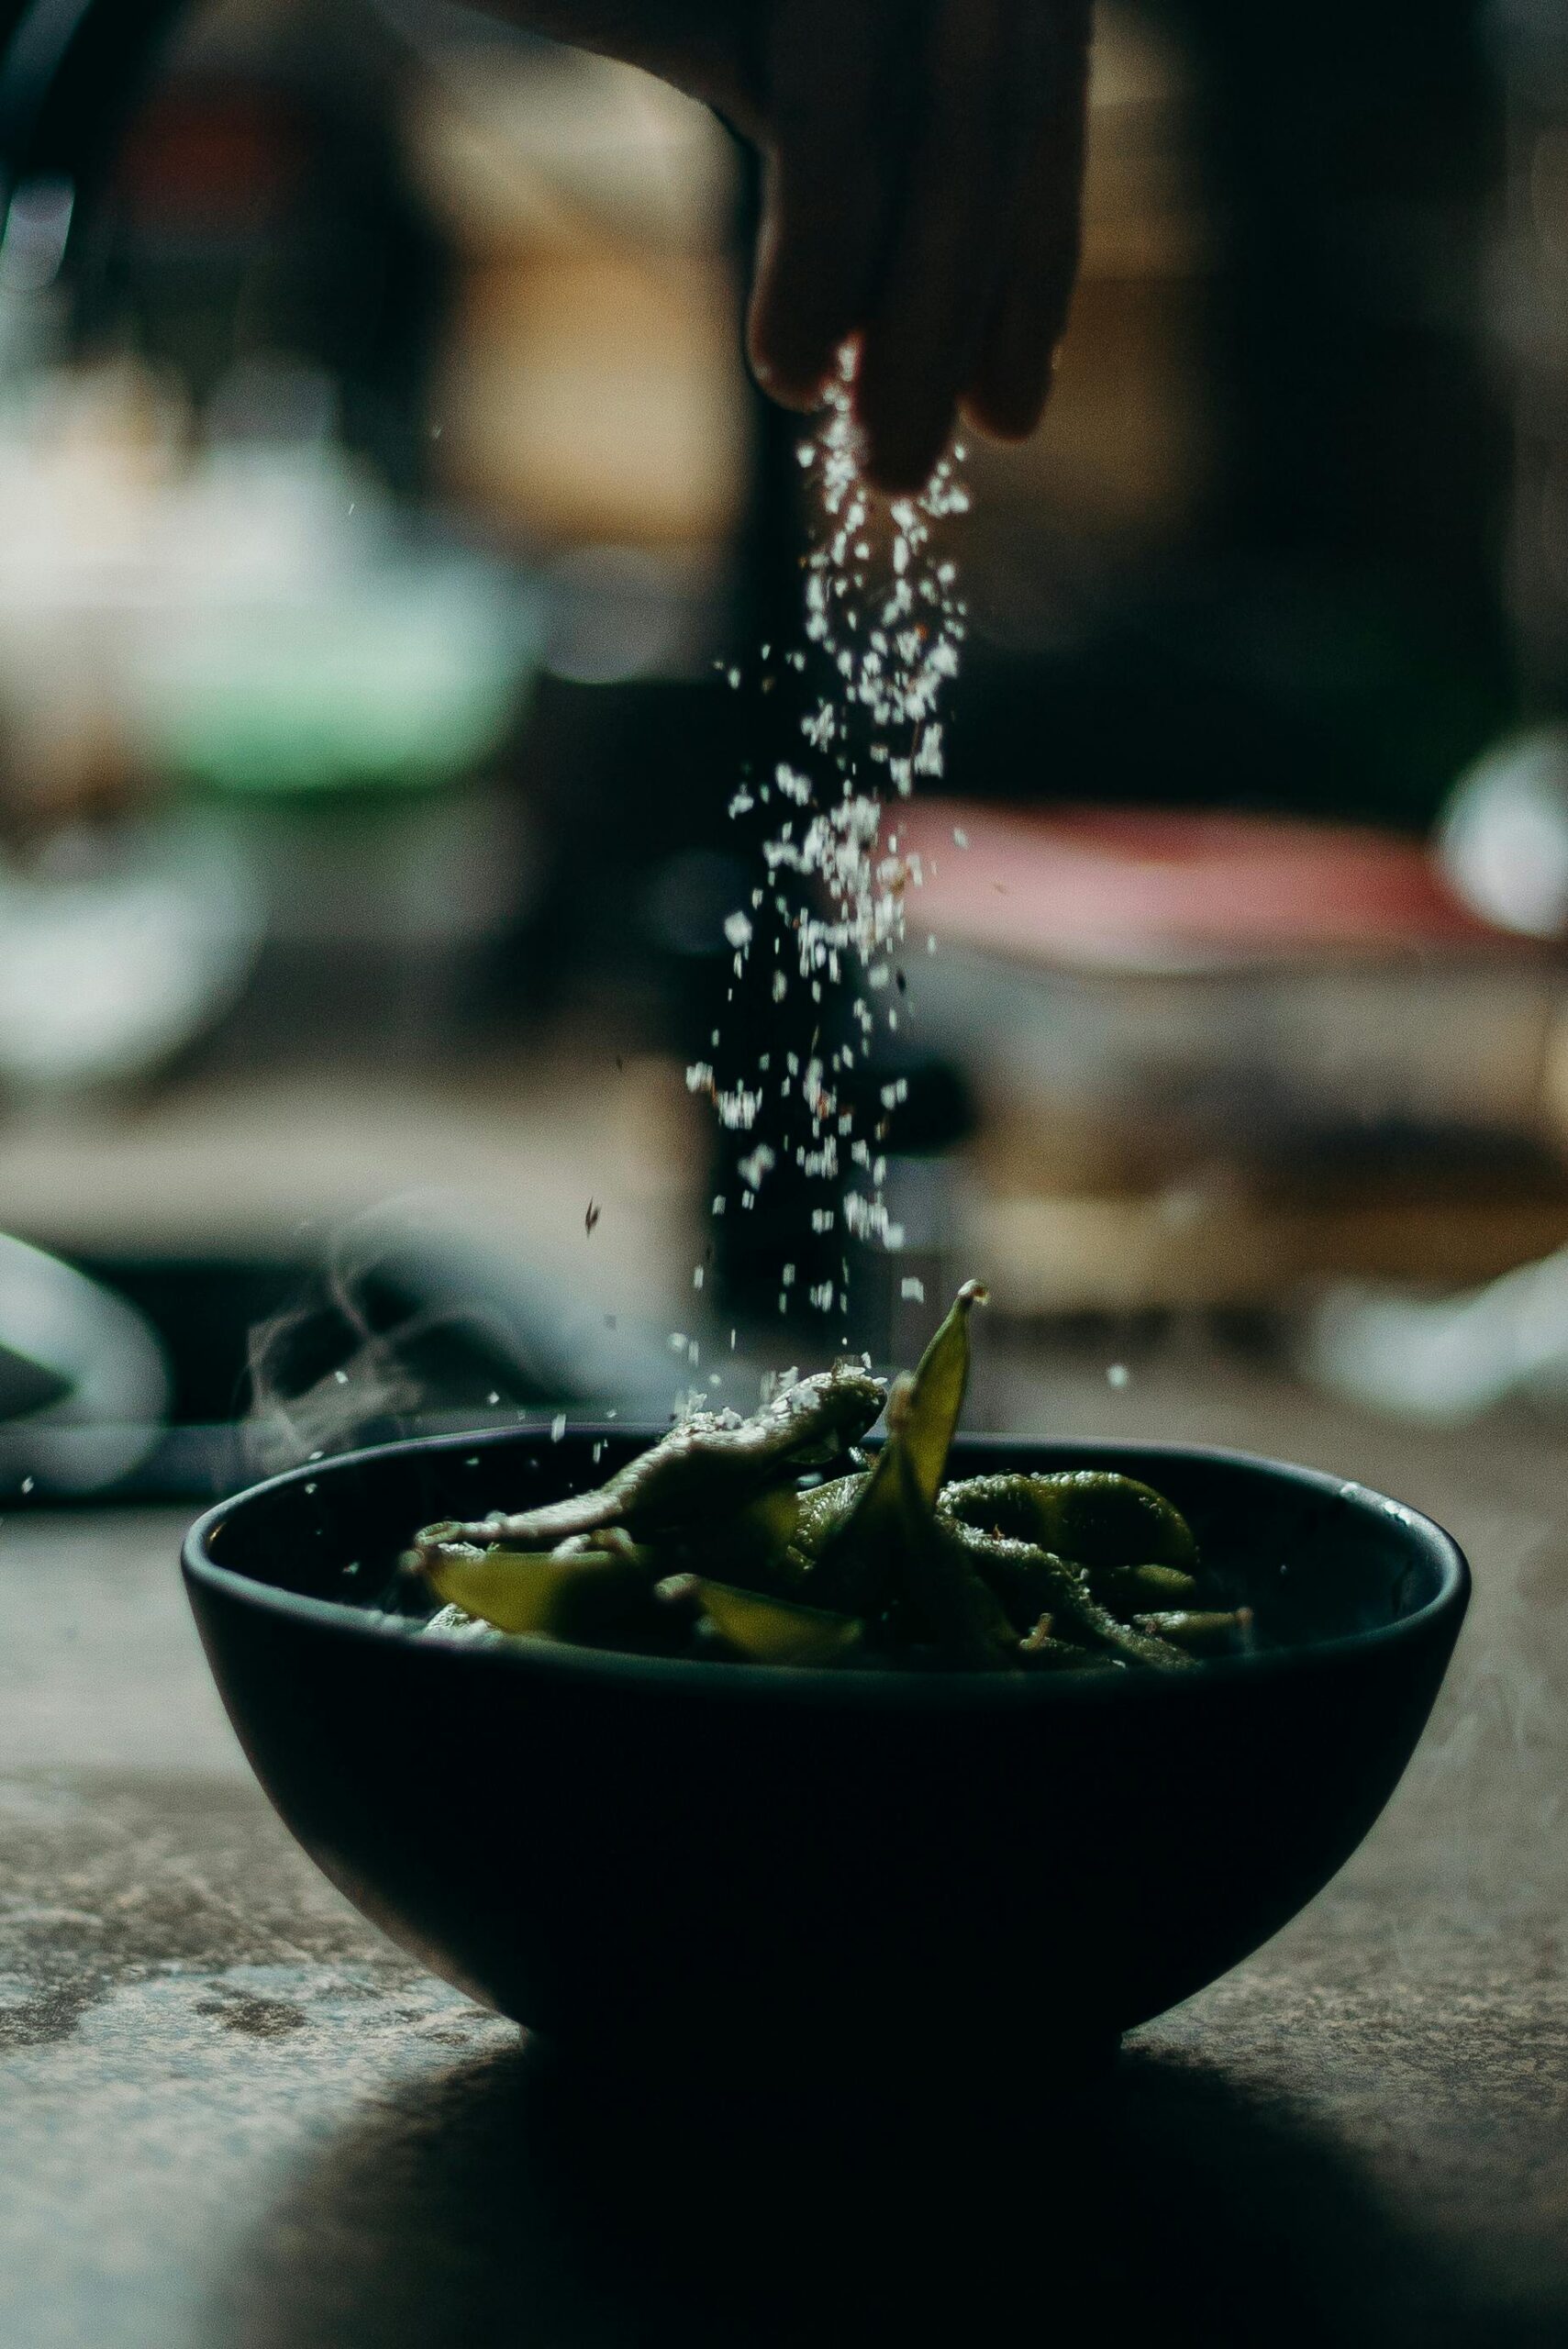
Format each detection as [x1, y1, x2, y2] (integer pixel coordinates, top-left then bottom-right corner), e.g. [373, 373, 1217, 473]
[183, 1429, 1468, 2085]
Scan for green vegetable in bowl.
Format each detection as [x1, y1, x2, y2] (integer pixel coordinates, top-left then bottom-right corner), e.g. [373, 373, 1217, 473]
[406, 1286, 1252, 1672]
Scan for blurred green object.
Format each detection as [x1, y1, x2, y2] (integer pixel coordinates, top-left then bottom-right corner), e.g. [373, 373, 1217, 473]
[137, 557, 543, 798]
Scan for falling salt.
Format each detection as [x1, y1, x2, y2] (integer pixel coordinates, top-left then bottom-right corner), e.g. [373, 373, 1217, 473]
[901, 1277, 927, 1303]
[683, 348, 968, 1355]
[550, 1414, 567, 1442]
[1106, 1364, 1131, 1390]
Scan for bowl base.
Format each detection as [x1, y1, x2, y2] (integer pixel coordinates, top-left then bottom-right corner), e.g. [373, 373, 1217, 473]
[524, 2024, 1125, 2124]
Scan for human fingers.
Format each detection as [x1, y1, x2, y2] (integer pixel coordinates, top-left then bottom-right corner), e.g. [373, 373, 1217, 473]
[962, 0, 1091, 442]
[851, 0, 1017, 491]
[745, 0, 903, 411]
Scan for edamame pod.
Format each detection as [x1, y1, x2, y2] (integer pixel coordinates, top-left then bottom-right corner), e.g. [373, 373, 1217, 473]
[807, 1280, 987, 1613]
[694, 1580, 863, 1666]
[940, 1472, 1197, 1574]
[892, 1438, 1017, 1668]
[1132, 1609, 1253, 1655]
[419, 1543, 654, 1642]
[1092, 1561, 1200, 1610]
[413, 1363, 885, 1562]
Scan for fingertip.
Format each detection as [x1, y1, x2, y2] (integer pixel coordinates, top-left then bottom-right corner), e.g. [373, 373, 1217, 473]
[754, 362, 830, 417]
[958, 380, 1047, 445]
[858, 433, 949, 499]
[746, 315, 831, 417]
[962, 333, 1062, 445]
[852, 367, 953, 496]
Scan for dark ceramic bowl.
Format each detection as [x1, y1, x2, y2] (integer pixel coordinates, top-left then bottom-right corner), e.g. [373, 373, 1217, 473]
[183, 1431, 1467, 2083]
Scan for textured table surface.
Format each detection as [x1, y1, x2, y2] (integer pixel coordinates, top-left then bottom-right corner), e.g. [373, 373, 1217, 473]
[3, 1352, 1566, 2349]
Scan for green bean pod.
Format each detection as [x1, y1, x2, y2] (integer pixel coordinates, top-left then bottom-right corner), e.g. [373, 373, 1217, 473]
[1091, 1561, 1200, 1611]
[807, 1281, 987, 1616]
[940, 1471, 1198, 1574]
[413, 1362, 885, 1561]
[891, 1439, 1017, 1668]
[791, 1473, 867, 1561]
[1131, 1609, 1253, 1656]
[666, 1483, 808, 1594]
[929, 1513, 1195, 1670]
[693, 1580, 863, 1666]
[418, 1542, 656, 1644]
[1017, 1630, 1118, 1674]
[899, 1279, 988, 1505]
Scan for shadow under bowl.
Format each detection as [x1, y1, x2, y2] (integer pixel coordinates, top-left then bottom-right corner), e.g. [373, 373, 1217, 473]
[183, 1431, 1467, 2087]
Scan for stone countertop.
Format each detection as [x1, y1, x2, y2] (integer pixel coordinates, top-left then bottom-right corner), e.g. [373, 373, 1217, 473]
[3, 1359, 1567, 2349]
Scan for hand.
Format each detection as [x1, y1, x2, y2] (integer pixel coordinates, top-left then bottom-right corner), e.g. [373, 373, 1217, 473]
[507, 3, 1094, 493]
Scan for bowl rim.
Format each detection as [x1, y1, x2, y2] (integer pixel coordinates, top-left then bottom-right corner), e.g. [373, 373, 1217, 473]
[182, 1425, 1471, 1709]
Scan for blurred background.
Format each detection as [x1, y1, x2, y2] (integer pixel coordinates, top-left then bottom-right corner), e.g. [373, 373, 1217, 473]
[3, 0, 1568, 1495]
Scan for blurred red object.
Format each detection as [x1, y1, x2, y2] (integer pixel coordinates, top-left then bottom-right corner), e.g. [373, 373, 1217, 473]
[895, 805, 1511, 971]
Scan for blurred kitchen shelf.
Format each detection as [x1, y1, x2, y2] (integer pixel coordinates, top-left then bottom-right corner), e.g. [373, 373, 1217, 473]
[0, 1051, 695, 1301]
[970, 1181, 1568, 1315]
